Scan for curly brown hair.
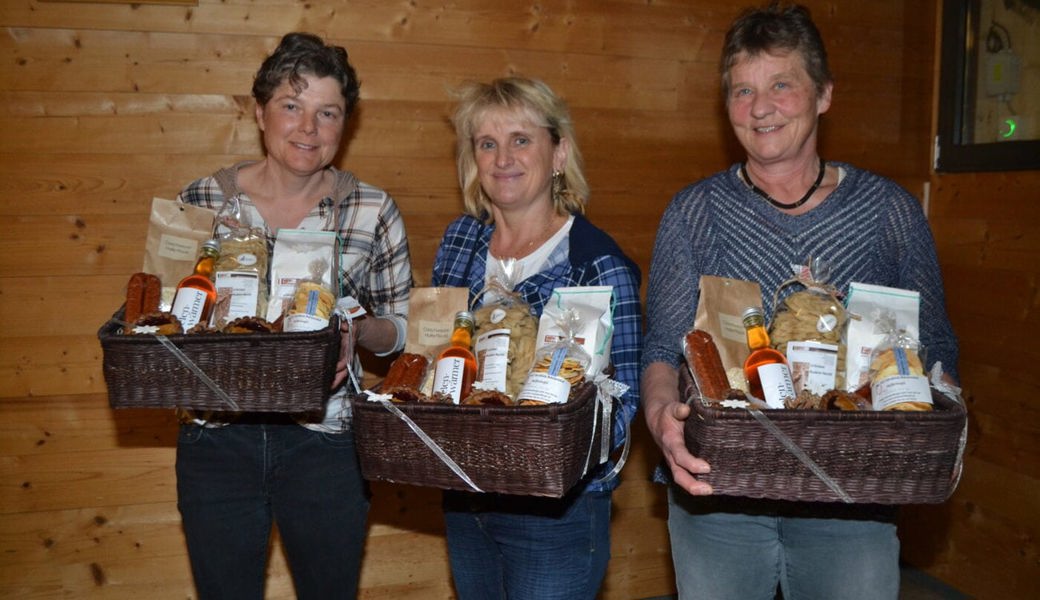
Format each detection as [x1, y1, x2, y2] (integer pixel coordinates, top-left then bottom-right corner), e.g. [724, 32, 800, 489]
[252, 32, 361, 115]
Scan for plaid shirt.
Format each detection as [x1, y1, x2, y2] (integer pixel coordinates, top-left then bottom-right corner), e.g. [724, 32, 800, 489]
[178, 163, 412, 430]
[432, 213, 642, 492]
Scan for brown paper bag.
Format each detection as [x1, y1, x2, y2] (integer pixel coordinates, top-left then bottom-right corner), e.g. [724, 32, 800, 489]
[405, 287, 470, 357]
[693, 275, 762, 372]
[142, 197, 216, 308]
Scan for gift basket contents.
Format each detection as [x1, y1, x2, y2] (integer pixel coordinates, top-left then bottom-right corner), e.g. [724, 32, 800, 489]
[681, 259, 967, 504]
[99, 197, 354, 412]
[352, 273, 622, 497]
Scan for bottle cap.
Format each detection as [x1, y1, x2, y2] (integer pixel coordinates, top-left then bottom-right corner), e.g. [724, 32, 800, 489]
[202, 238, 221, 252]
[454, 310, 475, 329]
[741, 306, 764, 326]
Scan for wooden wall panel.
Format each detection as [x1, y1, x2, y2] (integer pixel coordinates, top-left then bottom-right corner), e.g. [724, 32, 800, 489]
[899, 169, 1040, 599]
[4, 0, 1036, 598]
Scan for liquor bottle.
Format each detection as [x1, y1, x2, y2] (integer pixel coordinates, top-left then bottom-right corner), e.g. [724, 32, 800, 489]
[171, 238, 221, 330]
[741, 306, 795, 408]
[432, 310, 478, 404]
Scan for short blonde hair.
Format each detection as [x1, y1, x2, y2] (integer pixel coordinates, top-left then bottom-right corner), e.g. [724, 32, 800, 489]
[451, 77, 588, 222]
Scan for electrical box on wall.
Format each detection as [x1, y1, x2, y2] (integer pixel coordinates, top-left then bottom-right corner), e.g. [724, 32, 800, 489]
[983, 50, 1021, 97]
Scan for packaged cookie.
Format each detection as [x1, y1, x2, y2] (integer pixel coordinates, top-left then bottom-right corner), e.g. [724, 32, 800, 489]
[283, 279, 336, 332]
[516, 308, 591, 406]
[768, 258, 847, 394]
[868, 322, 932, 412]
[471, 259, 538, 400]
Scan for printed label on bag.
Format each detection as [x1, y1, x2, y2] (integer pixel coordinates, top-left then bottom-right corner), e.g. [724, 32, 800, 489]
[517, 372, 570, 404]
[214, 271, 260, 324]
[419, 319, 454, 347]
[158, 234, 199, 261]
[785, 341, 839, 395]
[872, 375, 933, 410]
[284, 312, 329, 332]
[719, 312, 747, 345]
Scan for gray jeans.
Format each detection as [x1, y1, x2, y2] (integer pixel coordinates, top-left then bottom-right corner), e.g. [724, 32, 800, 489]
[667, 485, 900, 600]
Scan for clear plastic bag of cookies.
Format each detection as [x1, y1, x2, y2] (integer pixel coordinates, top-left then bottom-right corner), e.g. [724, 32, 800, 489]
[867, 318, 933, 412]
[516, 308, 591, 406]
[768, 257, 848, 394]
[471, 258, 539, 401]
[283, 278, 337, 332]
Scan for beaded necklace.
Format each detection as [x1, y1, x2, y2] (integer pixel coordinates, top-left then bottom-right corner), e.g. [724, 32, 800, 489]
[741, 157, 826, 210]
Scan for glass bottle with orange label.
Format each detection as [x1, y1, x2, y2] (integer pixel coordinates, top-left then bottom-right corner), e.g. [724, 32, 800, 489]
[741, 306, 795, 408]
[432, 311, 478, 404]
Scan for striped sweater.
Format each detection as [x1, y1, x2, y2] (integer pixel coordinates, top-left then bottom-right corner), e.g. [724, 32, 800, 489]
[643, 162, 958, 381]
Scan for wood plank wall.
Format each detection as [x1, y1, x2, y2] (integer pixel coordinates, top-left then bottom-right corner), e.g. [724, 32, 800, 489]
[1, 0, 1036, 598]
[899, 170, 1040, 598]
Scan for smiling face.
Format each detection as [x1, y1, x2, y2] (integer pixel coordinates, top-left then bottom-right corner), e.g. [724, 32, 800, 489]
[726, 49, 832, 169]
[255, 74, 347, 177]
[472, 106, 568, 214]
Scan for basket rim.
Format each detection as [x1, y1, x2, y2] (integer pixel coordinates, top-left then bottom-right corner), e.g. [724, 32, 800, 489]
[680, 368, 965, 424]
[98, 304, 340, 345]
[352, 381, 597, 418]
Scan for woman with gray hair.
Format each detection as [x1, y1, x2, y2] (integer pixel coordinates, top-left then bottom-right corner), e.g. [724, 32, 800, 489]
[641, 3, 958, 599]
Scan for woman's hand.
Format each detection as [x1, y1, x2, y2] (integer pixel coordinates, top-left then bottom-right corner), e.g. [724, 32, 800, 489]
[642, 362, 713, 496]
[331, 315, 400, 389]
[331, 321, 355, 389]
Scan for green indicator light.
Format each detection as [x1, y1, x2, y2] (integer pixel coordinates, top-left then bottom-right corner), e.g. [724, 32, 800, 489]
[1001, 118, 1017, 139]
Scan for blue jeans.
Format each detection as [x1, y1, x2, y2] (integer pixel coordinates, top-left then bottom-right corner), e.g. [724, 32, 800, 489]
[667, 486, 900, 600]
[176, 421, 370, 600]
[443, 489, 612, 600]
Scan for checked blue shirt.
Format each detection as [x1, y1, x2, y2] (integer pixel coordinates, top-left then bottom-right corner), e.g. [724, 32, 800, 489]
[432, 213, 642, 492]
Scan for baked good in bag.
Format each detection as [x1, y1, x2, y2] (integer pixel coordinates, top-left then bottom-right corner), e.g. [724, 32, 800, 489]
[124, 272, 162, 333]
[222, 316, 277, 334]
[462, 390, 513, 406]
[821, 388, 866, 411]
[683, 330, 732, 401]
[870, 348, 924, 380]
[382, 353, 430, 403]
[869, 346, 933, 412]
[130, 312, 183, 336]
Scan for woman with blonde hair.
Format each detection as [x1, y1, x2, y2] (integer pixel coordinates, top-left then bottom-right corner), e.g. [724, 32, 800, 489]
[432, 76, 642, 599]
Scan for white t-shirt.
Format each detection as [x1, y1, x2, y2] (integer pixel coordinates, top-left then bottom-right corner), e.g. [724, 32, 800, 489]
[484, 215, 574, 293]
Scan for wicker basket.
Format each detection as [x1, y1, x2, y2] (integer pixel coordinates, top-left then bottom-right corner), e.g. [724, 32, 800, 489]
[351, 383, 607, 497]
[680, 368, 966, 504]
[98, 306, 341, 412]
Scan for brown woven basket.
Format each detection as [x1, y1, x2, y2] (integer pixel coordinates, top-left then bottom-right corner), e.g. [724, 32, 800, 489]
[680, 368, 966, 504]
[351, 383, 607, 497]
[98, 306, 341, 412]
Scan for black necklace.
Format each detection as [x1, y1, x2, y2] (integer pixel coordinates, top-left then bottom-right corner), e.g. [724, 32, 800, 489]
[741, 157, 826, 210]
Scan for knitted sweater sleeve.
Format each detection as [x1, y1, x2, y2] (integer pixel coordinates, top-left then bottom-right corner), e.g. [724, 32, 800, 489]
[642, 184, 709, 370]
[883, 188, 960, 380]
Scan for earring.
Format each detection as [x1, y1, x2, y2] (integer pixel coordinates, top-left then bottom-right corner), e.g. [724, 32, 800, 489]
[551, 170, 563, 205]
